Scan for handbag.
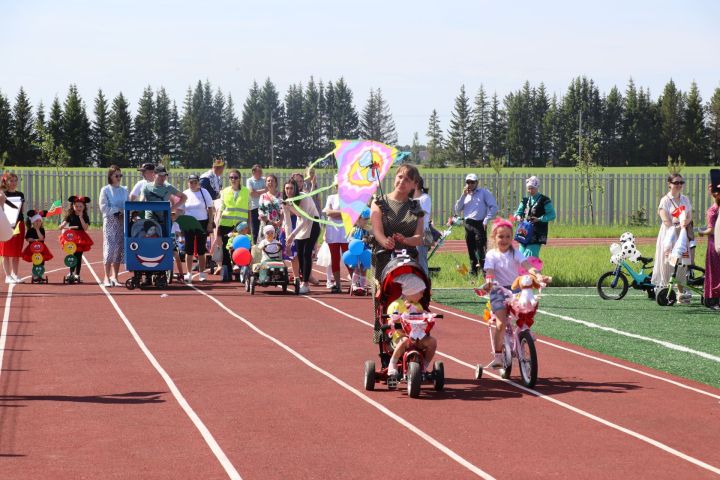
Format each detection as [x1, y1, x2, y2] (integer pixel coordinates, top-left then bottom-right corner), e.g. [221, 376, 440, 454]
[211, 243, 223, 263]
[514, 220, 534, 245]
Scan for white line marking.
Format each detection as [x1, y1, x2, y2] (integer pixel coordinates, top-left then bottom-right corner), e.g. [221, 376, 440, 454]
[191, 285, 494, 479]
[81, 257, 242, 480]
[303, 295, 720, 475]
[429, 304, 720, 401]
[0, 283, 15, 383]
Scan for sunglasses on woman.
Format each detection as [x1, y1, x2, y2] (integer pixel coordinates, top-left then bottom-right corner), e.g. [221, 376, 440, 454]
[670, 181, 685, 185]
[229, 176, 240, 180]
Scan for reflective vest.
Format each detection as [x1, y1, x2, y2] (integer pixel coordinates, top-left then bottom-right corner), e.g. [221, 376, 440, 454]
[219, 187, 250, 227]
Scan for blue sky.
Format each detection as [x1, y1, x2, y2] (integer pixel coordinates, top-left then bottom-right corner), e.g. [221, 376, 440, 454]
[1, 0, 718, 144]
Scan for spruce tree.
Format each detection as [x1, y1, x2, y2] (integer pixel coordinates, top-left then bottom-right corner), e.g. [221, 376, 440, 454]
[681, 81, 708, 165]
[134, 86, 156, 165]
[210, 88, 226, 160]
[92, 89, 112, 168]
[447, 85, 473, 167]
[410, 132, 422, 164]
[332, 78, 359, 139]
[470, 85, 489, 166]
[504, 83, 534, 167]
[222, 94, 241, 167]
[283, 83, 306, 168]
[11, 87, 36, 165]
[426, 109, 445, 167]
[108, 92, 133, 168]
[360, 88, 397, 145]
[33, 101, 46, 165]
[600, 86, 623, 166]
[239, 81, 263, 168]
[0, 91, 11, 161]
[622, 78, 640, 166]
[48, 96, 64, 147]
[259, 78, 285, 168]
[533, 83, 550, 167]
[659, 79, 684, 162]
[544, 94, 560, 167]
[169, 101, 182, 166]
[62, 84, 91, 167]
[709, 87, 720, 165]
[303, 77, 325, 162]
[487, 93, 506, 161]
[155, 87, 172, 160]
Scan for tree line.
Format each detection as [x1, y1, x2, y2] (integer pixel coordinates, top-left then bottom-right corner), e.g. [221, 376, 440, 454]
[0, 78, 397, 170]
[1, 76, 719, 170]
[430, 77, 720, 168]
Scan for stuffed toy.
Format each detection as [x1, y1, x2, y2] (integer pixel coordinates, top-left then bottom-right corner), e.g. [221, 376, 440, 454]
[511, 274, 542, 313]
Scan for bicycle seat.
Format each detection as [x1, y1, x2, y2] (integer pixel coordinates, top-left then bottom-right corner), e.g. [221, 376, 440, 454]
[638, 256, 653, 265]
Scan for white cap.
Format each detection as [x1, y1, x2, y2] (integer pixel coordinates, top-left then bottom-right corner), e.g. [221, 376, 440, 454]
[465, 173, 478, 182]
[526, 176, 539, 189]
[263, 224, 275, 235]
[396, 273, 426, 296]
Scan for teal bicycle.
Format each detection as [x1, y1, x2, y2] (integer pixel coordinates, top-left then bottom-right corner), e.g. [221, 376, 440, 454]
[596, 256, 656, 300]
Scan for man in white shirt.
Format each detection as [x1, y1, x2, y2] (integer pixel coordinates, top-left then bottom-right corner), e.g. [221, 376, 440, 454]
[246, 164, 267, 243]
[454, 173, 498, 276]
[129, 163, 155, 201]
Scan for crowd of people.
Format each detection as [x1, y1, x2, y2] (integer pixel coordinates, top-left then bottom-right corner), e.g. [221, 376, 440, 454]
[2, 164, 720, 312]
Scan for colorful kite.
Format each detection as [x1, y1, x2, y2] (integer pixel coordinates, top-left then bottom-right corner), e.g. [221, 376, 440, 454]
[287, 140, 407, 234]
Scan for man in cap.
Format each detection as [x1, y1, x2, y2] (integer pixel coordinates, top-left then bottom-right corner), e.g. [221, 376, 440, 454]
[140, 165, 187, 236]
[454, 173, 498, 276]
[246, 164, 267, 243]
[514, 175, 556, 258]
[200, 158, 225, 204]
[129, 163, 156, 201]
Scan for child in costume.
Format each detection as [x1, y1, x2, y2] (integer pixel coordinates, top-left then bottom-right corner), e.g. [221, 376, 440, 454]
[386, 272, 437, 378]
[256, 224, 283, 264]
[58, 196, 93, 282]
[481, 218, 549, 368]
[347, 207, 371, 294]
[22, 210, 54, 282]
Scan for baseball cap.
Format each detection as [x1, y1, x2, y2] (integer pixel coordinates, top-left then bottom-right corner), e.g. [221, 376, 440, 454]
[212, 158, 225, 167]
[138, 163, 155, 172]
[465, 173, 478, 183]
[526, 176, 539, 189]
[155, 166, 168, 176]
[188, 174, 199, 181]
[235, 221, 248, 232]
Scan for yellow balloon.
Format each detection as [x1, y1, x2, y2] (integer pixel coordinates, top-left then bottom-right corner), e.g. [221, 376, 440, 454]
[31, 253, 44, 265]
[63, 241, 77, 255]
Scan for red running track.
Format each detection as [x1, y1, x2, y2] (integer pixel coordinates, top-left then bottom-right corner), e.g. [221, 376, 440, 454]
[0, 231, 717, 479]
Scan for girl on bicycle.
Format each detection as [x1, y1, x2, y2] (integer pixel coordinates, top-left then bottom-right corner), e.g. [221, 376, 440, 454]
[480, 218, 550, 368]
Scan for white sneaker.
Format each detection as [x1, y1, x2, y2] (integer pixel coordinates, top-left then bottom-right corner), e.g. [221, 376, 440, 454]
[4, 275, 13, 284]
[299, 284, 310, 294]
[11, 273, 21, 283]
[326, 281, 334, 289]
[198, 272, 207, 282]
[184, 273, 192, 284]
[103, 280, 113, 287]
[486, 354, 503, 369]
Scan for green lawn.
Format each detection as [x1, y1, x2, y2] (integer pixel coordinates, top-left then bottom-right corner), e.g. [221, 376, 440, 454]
[433, 287, 720, 389]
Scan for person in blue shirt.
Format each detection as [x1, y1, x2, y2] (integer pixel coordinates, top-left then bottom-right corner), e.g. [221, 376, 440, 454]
[514, 176, 556, 258]
[454, 173, 498, 276]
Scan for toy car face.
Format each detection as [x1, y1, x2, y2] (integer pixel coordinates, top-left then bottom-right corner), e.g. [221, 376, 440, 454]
[125, 237, 173, 271]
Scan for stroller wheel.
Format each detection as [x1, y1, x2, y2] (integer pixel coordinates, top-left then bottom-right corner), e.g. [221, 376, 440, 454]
[363, 360, 376, 391]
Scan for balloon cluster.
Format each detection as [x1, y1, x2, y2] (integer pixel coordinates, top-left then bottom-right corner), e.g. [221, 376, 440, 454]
[231, 234, 252, 266]
[342, 239, 371, 269]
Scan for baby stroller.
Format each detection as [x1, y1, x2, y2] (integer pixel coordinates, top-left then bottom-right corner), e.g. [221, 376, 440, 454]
[124, 201, 174, 290]
[363, 252, 444, 398]
[244, 242, 298, 295]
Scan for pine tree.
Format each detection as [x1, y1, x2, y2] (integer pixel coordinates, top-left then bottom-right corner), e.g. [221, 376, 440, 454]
[332, 78, 359, 139]
[91, 89, 112, 168]
[470, 85, 488, 166]
[283, 83, 306, 167]
[134, 86, 156, 165]
[487, 93, 506, 160]
[636, 87, 662, 165]
[62, 84, 91, 167]
[222, 94, 241, 167]
[259, 78, 285, 168]
[33, 101, 46, 165]
[410, 132, 422, 164]
[659, 79, 684, 162]
[108, 92, 133, 168]
[48, 96, 63, 147]
[447, 85, 473, 167]
[600, 86, 623, 166]
[682, 81, 708, 165]
[360, 88, 397, 145]
[426, 109, 445, 167]
[169, 101, 182, 166]
[558, 76, 602, 166]
[0, 91, 12, 161]
[543, 94, 560, 167]
[504, 82, 534, 167]
[303, 77, 325, 162]
[533, 83, 550, 167]
[622, 78, 640, 166]
[11, 87, 35, 165]
[155, 87, 172, 160]
[239, 81, 263, 168]
[709, 87, 720, 165]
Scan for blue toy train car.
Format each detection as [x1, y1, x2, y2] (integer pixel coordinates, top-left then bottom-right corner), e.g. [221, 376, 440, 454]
[124, 201, 174, 290]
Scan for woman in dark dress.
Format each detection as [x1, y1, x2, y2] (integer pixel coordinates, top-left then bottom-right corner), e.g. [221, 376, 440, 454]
[698, 183, 720, 310]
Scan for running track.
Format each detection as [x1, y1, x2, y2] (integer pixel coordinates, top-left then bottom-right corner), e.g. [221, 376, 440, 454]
[0, 232, 717, 479]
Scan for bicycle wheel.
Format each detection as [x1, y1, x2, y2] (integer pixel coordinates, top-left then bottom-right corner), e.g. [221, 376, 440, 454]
[687, 265, 705, 287]
[656, 287, 677, 306]
[597, 271, 629, 300]
[518, 330, 538, 388]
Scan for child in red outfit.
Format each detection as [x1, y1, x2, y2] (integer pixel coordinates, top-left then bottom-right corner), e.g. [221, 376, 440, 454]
[59, 196, 93, 281]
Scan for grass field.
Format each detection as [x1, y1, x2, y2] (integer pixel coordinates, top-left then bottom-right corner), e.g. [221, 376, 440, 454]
[433, 287, 720, 389]
[443, 224, 661, 241]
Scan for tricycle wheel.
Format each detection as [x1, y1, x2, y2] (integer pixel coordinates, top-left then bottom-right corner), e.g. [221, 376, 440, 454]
[433, 361, 445, 391]
[363, 360, 375, 391]
[407, 361, 421, 398]
[156, 275, 168, 289]
[125, 278, 136, 290]
[656, 288, 676, 306]
[597, 271, 628, 300]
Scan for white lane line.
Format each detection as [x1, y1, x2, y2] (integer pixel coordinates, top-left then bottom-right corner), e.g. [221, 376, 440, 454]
[81, 257, 242, 480]
[304, 295, 720, 476]
[0, 283, 15, 383]
[190, 285, 495, 480]
[430, 304, 720, 401]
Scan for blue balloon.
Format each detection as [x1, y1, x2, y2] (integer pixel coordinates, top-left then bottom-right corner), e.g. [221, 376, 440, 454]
[232, 234, 251, 250]
[342, 250, 359, 268]
[349, 239, 364, 255]
[360, 249, 372, 268]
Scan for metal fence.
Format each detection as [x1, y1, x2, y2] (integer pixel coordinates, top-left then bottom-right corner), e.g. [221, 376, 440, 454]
[13, 169, 713, 227]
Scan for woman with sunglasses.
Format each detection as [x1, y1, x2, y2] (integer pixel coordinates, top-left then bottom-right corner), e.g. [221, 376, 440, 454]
[214, 169, 249, 281]
[99, 165, 129, 287]
[651, 173, 693, 303]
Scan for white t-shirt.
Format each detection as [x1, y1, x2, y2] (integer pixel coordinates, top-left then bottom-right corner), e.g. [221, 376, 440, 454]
[182, 188, 213, 221]
[483, 247, 526, 287]
[323, 194, 347, 244]
[416, 193, 431, 229]
[130, 179, 149, 199]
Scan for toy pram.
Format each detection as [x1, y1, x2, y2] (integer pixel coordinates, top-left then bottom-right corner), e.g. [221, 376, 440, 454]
[244, 242, 298, 295]
[124, 201, 174, 290]
[363, 251, 444, 398]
